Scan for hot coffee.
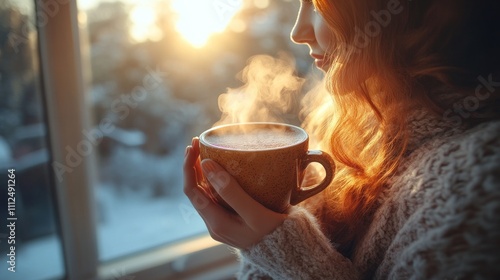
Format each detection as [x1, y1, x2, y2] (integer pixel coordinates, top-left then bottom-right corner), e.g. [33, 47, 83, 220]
[199, 122, 335, 213]
[203, 127, 307, 150]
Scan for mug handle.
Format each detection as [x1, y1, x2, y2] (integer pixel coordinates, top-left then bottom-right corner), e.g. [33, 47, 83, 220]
[290, 150, 335, 205]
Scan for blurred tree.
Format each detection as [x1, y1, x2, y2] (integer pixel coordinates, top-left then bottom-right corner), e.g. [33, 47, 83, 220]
[0, 3, 42, 143]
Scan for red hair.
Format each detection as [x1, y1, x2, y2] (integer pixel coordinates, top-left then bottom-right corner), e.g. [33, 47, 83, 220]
[302, 0, 500, 256]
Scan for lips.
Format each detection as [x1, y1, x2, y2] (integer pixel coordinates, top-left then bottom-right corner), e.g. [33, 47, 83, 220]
[311, 53, 325, 60]
[310, 53, 329, 70]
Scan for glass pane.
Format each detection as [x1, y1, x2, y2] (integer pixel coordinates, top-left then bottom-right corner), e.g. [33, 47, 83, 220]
[0, 1, 65, 279]
[78, 0, 311, 261]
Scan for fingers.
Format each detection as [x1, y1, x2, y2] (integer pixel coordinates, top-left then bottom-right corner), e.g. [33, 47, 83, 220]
[184, 144, 234, 218]
[183, 145, 198, 192]
[191, 137, 205, 185]
[184, 137, 205, 189]
[200, 159, 273, 228]
[184, 140, 287, 249]
[184, 138, 209, 205]
[184, 138, 271, 249]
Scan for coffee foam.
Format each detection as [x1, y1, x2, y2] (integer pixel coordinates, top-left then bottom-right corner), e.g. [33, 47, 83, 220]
[204, 127, 306, 151]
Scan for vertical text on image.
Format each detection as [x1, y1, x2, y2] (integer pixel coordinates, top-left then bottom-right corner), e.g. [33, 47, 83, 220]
[6, 169, 17, 273]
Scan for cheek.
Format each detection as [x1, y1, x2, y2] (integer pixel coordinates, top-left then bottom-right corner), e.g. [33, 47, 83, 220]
[315, 19, 335, 52]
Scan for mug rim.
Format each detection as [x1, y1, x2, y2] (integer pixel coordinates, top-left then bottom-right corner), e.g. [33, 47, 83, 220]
[199, 122, 308, 152]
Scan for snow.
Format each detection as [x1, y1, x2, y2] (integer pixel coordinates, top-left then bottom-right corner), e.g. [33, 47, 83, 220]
[96, 188, 207, 261]
[1, 141, 207, 279]
[0, 189, 207, 279]
[95, 142, 208, 261]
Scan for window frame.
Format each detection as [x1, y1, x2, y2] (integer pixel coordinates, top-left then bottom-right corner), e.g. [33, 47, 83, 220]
[37, 1, 237, 279]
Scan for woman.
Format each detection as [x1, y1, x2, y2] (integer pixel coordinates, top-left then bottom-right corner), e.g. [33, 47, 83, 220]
[184, 0, 500, 278]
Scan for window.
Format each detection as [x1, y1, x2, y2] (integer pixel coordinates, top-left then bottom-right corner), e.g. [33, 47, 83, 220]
[1, 0, 312, 279]
[0, 1, 64, 279]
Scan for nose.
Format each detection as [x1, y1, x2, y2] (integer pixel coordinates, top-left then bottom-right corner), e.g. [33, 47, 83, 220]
[290, 6, 315, 45]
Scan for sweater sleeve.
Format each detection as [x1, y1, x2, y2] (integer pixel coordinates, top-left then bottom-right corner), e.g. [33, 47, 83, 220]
[380, 122, 500, 279]
[237, 207, 360, 280]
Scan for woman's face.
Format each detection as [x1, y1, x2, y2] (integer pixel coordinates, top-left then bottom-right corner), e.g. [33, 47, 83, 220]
[291, 0, 336, 71]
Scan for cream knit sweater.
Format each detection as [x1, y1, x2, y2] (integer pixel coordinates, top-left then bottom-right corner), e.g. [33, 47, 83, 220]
[237, 111, 500, 279]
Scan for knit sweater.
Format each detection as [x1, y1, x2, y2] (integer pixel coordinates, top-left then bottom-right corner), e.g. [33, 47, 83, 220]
[236, 111, 500, 279]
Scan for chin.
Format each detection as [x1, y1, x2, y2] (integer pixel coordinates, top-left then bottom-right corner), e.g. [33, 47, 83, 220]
[314, 58, 334, 72]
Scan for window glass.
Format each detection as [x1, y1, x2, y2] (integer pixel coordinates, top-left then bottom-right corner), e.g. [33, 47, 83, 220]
[78, 0, 311, 261]
[0, 0, 65, 279]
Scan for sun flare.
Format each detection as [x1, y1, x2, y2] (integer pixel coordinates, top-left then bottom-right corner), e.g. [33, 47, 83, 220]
[170, 0, 243, 48]
[130, 5, 162, 42]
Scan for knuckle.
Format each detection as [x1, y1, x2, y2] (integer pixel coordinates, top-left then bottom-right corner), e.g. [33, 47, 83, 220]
[192, 193, 210, 209]
[183, 187, 210, 210]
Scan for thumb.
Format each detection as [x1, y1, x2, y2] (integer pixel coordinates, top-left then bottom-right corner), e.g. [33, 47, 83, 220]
[201, 159, 232, 193]
[201, 159, 287, 235]
[201, 159, 267, 220]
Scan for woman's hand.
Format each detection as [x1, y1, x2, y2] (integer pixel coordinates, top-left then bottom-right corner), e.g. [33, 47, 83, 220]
[183, 137, 287, 250]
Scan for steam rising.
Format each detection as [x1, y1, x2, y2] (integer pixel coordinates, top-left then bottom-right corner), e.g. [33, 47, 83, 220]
[214, 53, 305, 126]
[212, 53, 327, 186]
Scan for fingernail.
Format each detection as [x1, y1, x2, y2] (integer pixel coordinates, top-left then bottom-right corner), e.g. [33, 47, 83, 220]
[200, 160, 217, 189]
[201, 160, 230, 191]
[201, 159, 215, 173]
[185, 146, 191, 156]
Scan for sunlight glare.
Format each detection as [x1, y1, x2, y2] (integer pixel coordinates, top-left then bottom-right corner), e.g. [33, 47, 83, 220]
[171, 0, 243, 48]
[130, 5, 162, 42]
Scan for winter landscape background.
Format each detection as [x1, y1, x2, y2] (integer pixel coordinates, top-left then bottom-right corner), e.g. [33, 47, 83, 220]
[0, 0, 315, 278]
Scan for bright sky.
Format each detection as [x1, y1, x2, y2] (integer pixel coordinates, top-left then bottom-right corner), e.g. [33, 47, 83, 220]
[170, 0, 243, 47]
[77, 0, 267, 47]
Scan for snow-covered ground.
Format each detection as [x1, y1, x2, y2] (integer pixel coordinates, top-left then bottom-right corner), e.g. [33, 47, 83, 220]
[94, 132, 209, 259]
[96, 189, 207, 261]
[0, 189, 207, 279]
